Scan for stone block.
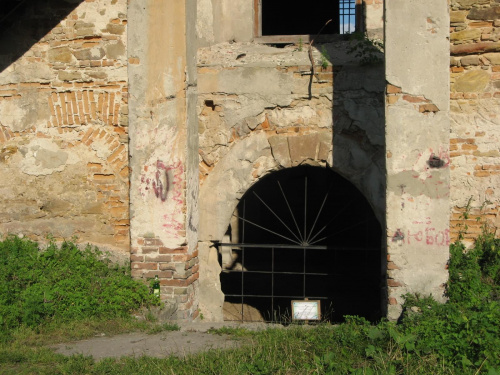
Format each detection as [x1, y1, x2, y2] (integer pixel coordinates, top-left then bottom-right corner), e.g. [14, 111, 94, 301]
[451, 41, 500, 55]
[268, 135, 291, 168]
[58, 71, 82, 81]
[450, 11, 467, 23]
[450, 29, 481, 42]
[105, 41, 126, 59]
[105, 24, 125, 35]
[450, 56, 461, 67]
[453, 70, 490, 92]
[468, 6, 500, 21]
[48, 47, 73, 63]
[288, 134, 319, 166]
[74, 21, 95, 37]
[454, 0, 489, 9]
[460, 55, 481, 66]
[317, 137, 331, 162]
[73, 48, 105, 61]
[484, 53, 500, 65]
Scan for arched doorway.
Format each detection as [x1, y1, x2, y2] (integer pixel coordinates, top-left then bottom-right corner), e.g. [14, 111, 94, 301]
[219, 165, 382, 322]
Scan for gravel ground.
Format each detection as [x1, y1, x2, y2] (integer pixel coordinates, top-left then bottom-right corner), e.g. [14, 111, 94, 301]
[51, 321, 276, 360]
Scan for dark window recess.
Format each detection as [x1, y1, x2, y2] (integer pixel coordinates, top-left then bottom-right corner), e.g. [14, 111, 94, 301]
[261, 0, 356, 36]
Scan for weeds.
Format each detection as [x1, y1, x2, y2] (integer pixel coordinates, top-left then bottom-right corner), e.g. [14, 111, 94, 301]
[347, 32, 384, 65]
[146, 322, 180, 334]
[320, 45, 330, 69]
[0, 236, 158, 340]
[0, 228, 499, 374]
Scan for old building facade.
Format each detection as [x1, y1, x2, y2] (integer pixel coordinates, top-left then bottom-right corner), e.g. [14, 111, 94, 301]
[0, 0, 498, 321]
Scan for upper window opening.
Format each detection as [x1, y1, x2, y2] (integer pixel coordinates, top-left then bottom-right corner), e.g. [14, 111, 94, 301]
[339, 0, 356, 34]
[259, 0, 356, 37]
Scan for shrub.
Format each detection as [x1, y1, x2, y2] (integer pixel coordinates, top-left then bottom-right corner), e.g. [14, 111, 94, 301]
[399, 230, 500, 372]
[0, 236, 157, 333]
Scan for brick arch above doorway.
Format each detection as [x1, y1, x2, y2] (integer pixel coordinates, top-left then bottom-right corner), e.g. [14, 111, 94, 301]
[199, 130, 334, 243]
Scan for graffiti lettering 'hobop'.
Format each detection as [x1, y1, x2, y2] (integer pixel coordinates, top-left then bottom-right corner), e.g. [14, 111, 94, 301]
[392, 217, 450, 247]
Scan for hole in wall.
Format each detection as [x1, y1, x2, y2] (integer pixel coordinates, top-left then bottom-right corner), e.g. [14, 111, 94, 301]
[204, 100, 216, 110]
[219, 166, 383, 323]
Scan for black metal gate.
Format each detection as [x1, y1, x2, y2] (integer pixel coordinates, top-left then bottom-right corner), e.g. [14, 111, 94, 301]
[217, 242, 379, 322]
[217, 166, 382, 323]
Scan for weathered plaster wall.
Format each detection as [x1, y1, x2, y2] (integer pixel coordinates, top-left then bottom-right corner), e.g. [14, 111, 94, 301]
[385, 0, 450, 320]
[128, 0, 199, 320]
[364, 0, 384, 39]
[449, 0, 500, 245]
[0, 0, 129, 255]
[197, 0, 254, 46]
[196, 42, 385, 321]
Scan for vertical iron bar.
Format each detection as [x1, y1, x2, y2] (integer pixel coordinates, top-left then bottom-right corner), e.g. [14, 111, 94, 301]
[242, 200, 246, 243]
[304, 177, 307, 243]
[271, 246, 275, 322]
[241, 246, 244, 322]
[303, 247, 306, 299]
[241, 201, 246, 322]
[278, 181, 304, 242]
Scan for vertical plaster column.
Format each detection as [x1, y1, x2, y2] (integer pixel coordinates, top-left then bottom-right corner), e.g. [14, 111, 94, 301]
[128, 0, 199, 320]
[385, 0, 450, 320]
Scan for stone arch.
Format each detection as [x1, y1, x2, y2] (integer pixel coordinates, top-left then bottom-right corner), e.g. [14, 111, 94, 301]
[198, 128, 384, 321]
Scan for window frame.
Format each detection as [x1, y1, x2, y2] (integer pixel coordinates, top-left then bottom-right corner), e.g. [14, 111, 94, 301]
[253, 0, 362, 44]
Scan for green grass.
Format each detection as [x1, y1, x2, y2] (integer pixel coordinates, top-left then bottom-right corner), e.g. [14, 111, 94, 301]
[0, 234, 499, 374]
[0, 323, 461, 375]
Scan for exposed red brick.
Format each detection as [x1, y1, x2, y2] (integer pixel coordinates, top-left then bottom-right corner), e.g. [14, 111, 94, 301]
[474, 170, 490, 177]
[451, 42, 500, 56]
[142, 270, 173, 279]
[159, 246, 188, 254]
[138, 246, 158, 255]
[159, 263, 176, 271]
[403, 94, 428, 103]
[386, 84, 402, 94]
[144, 238, 164, 246]
[131, 262, 158, 270]
[419, 104, 439, 113]
[130, 255, 144, 262]
[144, 254, 172, 262]
[387, 262, 400, 270]
[387, 279, 403, 287]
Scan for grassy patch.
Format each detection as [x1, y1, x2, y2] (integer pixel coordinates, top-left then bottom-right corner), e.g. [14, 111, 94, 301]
[0, 236, 158, 338]
[0, 234, 499, 374]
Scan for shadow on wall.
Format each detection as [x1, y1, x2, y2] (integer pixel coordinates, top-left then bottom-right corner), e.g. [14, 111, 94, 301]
[0, 0, 84, 73]
[330, 43, 386, 319]
[218, 42, 387, 323]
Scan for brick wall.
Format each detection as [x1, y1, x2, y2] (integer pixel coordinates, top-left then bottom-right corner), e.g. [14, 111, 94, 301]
[131, 238, 200, 319]
[450, 0, 500, 243]
[0, 0, 129, 253]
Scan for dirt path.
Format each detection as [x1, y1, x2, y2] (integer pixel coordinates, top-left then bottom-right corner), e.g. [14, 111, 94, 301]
[51, 322, 272, 360]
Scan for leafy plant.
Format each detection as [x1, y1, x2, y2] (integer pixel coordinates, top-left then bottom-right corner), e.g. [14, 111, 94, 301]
[399, 209, 500, 372]
[347, 32, 384, 65]
[298, 37, 303, 52]
[0, 236, 158, 336]
[320, 45, 330, 69]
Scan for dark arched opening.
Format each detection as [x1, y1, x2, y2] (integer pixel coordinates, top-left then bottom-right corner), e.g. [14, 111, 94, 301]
[219, 166, 382, 323]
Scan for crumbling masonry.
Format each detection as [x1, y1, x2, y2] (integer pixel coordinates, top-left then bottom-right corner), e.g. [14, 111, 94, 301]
[0, 0, 499, 321]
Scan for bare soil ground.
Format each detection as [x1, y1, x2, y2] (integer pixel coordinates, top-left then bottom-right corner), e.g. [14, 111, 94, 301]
[51, 321, 272, 360]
